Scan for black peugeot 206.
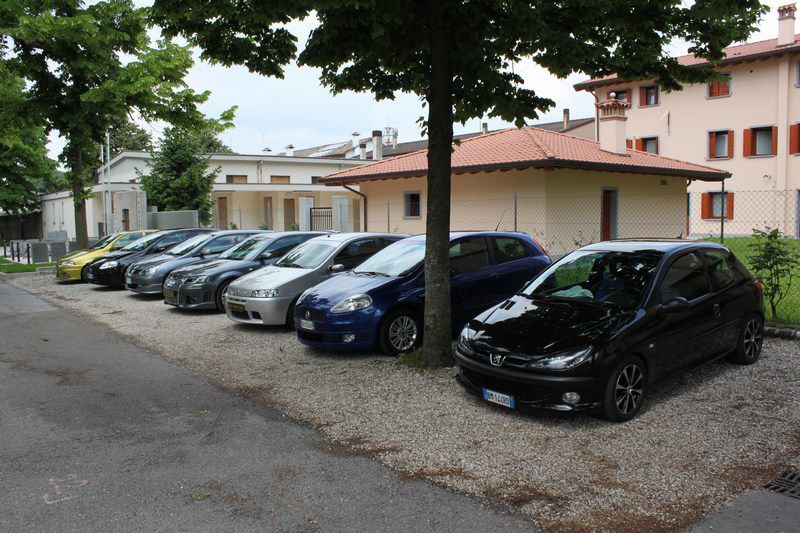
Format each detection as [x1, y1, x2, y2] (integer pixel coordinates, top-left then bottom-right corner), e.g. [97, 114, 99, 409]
[455, 240, 765, 422]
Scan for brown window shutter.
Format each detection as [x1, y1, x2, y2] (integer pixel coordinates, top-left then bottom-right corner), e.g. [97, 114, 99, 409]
[727, 130, 734, 158]
[654, 138, 659, 154]
[719, 79, 730, 97]
[708, 82, 718, 98]
[626, 139, 632, 149]
[772, 126, 778, 155]
[743, 128, 753, 157]
[634, 138, 645, 151]
[625, 89, 631, 102]
[709, 132, 716, 158]
[701, 193, 712, 219]
[725, 192, 734, 220]
[791, 124, 800, 154]
[639, 87, 647, 106]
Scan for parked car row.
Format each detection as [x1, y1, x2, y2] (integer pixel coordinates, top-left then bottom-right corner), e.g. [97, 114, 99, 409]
[55, 229, 766, 422]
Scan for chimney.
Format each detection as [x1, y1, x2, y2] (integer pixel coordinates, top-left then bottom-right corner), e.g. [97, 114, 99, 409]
[284, 144, 294, 157]
[359, 142, 367, 159]
[372, 130, 383, 160]
[481, 122, 488, 134]
[596, 93, 631, 155]
[562, 109, 570, 131]
[779, 4, 797, 46]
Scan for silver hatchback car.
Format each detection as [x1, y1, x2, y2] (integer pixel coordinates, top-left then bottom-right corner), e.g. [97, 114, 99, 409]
[224, 233, 408, 326]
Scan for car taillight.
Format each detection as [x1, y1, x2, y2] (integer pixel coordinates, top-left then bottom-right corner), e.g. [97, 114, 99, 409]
[531, 237, 548, 257]
[754, 279, 763, 292]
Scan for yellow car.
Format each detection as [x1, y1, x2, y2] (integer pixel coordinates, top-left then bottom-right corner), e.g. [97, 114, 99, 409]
[55, 230, 154, 282]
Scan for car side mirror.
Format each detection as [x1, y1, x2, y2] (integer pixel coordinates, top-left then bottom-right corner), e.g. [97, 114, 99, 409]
[659, 296, 690, 315]
[329, 263, 345, 273]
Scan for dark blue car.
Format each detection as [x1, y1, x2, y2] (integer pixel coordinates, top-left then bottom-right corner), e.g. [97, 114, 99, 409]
[294, 231, 551, 355]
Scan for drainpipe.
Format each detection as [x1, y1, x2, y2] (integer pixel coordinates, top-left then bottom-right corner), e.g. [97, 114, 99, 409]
[720, 177, 726, 244]
[591, 89, 600, 142]
[343, 184, 367, 231]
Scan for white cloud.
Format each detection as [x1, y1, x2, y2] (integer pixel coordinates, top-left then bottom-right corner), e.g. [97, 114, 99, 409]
[48, 1, 779, 158]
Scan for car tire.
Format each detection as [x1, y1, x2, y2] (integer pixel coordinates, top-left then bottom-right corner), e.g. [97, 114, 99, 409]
[215, 279, 233, 311]
[285, 296, 299, 328]
[602, 355, 647, 423]
[378, 308, 422, 356]
[80, 265, 90, 282]
[731, 313, 764, 365]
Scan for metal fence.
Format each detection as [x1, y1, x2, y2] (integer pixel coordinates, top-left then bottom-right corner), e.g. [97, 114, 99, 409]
[367, 189, 800, 324]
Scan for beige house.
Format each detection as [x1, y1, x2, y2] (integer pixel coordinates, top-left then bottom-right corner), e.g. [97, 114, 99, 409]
[320, 100, 728, 254]
[41, 151, 366, 240]
[574, 3, 800, 236]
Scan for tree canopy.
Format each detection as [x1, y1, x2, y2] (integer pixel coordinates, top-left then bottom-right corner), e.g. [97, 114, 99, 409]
[151, 0, 766, 366]
[108, 117, 153, 155]
[0, 62, 55, 214]
[1, 0, 232, 245]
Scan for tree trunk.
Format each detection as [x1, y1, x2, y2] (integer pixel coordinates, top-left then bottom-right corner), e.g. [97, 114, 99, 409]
[72, 147, 89, 248]
[419, 0, 454, 367]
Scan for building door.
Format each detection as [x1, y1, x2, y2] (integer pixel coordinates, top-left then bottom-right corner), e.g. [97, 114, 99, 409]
[263, 197, 273, 229]
[283, 198, 296, 230]
[601, 189, 618, 241]
[121, 208, 130, 231]
[218, 197, 229, 229]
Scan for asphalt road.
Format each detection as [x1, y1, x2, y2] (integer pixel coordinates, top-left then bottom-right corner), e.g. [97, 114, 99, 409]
[0, 281, 531, 531]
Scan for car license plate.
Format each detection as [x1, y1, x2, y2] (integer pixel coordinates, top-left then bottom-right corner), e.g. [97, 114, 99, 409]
[227, 302, 245, 312]
[483, 388, 515, 409]
[300, 319, 314, 331]
[125, 274, 132, 283]
[164, 289, 175, 299]
[87, 272, 94, 280]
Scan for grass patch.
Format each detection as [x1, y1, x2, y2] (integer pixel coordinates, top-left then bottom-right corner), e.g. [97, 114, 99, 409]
[0, 258, 54, 274]
[707, 236, 800, 324]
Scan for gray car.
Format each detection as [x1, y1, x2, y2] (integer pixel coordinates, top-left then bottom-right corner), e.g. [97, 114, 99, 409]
[125, 230, 263, 294]
[224, 232, 408, 326]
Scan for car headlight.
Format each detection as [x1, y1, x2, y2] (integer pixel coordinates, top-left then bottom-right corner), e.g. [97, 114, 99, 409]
[528, 346, 594, 371]
[99, 261, 118, 270]
[143, 266, 160, 276]
[331, 294, 372, 313]
[60, 260, 75, 266]
[457, 325, 477, 356]
[250, 288, 279, 298]
[185, 275, 210, 284]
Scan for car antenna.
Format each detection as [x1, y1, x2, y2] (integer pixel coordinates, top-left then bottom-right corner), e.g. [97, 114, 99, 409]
[494, 206, 510, 231]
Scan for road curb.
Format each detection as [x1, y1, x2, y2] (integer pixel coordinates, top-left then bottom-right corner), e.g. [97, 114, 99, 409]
[764, 325, 800, 339]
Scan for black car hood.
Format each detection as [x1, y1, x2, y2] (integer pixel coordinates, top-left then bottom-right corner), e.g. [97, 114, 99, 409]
[471, 295, 633, 355]
[98, 250, 131, 261]
[173, 258, 258, 277]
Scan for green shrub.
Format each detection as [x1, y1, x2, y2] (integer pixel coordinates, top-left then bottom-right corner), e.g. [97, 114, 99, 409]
[747, 228, 800, 319]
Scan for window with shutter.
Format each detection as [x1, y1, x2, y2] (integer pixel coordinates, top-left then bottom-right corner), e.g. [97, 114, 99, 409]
[790, 124, 800, 154]
[708, 130, 731, 159]
[746, 127, 775, 156]
[708, 74, 731, 98]
[626, 139, 632, 149]
[639, 85, 658, 106]
[703, 192, 734, 220]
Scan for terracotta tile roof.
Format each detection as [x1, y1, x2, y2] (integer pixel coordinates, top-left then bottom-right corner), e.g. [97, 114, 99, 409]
[320, 127, 729, 184]
[574, 34, 800, 90]
[531, 116, 594, 133]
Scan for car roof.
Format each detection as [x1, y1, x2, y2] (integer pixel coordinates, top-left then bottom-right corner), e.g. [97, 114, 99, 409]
[247, 231, 330, 240]
[406, 231, 532, 242]
[579, 239, 729, 254]
[307, 232, 409, 243]
[206, 229, 266, 237]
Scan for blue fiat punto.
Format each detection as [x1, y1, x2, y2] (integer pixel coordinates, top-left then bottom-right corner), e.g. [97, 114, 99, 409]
[293, 231, 551, 355]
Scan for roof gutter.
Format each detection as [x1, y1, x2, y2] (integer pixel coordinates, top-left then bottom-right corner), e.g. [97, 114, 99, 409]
[343, 185, 368, 231]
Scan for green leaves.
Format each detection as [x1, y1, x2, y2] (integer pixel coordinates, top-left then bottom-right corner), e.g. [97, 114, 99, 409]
[747, 228, 800, 320]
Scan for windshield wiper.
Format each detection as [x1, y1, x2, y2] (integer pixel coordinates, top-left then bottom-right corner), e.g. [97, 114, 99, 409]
[354, 271, 390, 277]
[277, 263, 303, 268]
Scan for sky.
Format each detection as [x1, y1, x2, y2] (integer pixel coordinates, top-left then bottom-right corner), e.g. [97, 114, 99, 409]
[48, 0, 785, 158]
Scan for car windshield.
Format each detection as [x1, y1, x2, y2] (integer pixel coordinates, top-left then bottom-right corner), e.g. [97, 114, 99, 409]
[274, 241, 337, 269]
[219, 236, 268, 260]
[521, 250, 663, 309]
[88, 234, 117, 250]
[353, 240, 426, 277]
[166, 234, 210, 256]
[122, 232, 164, 251]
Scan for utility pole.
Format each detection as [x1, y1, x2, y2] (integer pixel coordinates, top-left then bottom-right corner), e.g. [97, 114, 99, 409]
[106, 130, 113, 234]
[100, 143, 107, 236]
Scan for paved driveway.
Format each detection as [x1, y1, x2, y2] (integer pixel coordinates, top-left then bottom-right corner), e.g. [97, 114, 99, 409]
[0, 282, 530, 531]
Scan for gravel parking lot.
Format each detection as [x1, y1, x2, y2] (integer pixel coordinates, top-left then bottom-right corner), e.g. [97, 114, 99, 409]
[9, 273, 800, 531]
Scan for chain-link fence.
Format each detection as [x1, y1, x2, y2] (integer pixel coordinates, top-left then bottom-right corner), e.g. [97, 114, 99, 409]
[368, 189, 800, 324]
[209, 204, 361, 233]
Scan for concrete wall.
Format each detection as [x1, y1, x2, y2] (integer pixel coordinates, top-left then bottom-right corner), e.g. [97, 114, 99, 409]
[358, 168, 686, 254]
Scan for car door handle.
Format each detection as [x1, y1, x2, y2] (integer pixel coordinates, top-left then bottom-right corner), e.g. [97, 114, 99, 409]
[713, 304, 721, 316]
[489, 272, 500, 279]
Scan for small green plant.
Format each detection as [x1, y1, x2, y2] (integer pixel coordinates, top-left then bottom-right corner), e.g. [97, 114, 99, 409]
[398, 350, 425, 369]
[258, 223, 271, 230]
[289, 222, 299, 231]
[747, 227, 800, 320]
[228, 222, 238, 230]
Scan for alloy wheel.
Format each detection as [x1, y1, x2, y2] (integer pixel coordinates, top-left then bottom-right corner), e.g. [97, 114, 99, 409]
[388, 315, 417, 351]
[614, 364, 644, 415]
[743, 319, 763, 360]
